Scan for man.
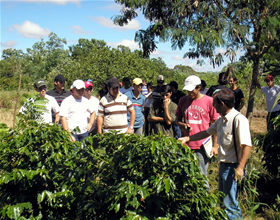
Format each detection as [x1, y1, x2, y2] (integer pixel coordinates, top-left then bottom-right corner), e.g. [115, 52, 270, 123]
[175, 75, 219, 187]
[206, 71, 228, 97]
[119, 77, 133, 94]
[97, 77, 136, 134]
[257, 75, 280, 130]
[83, 80, 99, 135]
[178, 88, 252, 220]
[126, 78, 146, 136]
[148, 84, 177, 137]
[141, 79, 148, 96]
[60, 79, 95, 142]
[46, 74, 72, 123]
[19, 79, 60, 124]
[152, 75, 165, 101]
[169, 81, 185, 105]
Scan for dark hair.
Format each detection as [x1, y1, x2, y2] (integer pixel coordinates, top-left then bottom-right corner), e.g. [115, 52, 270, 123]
[201, 80, 207, 88]
[169, 81, 178, 89]
[160, 84, 172, 93]
[102, 82, 108, 90]
[214, 88, 235, 108]
[218, 72, 228, 85]
[147, 82, 153, 88]
[230, 75, 237, 82]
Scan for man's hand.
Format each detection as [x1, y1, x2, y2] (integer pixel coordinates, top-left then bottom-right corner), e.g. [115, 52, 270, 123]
[234, 167, 244, 181]
[178, 136, 190, 145]
[87, 123, 93, 131]
[126, 127, 134, 134]
[163, 99, 171, 108]
[210, 145, 219, 157]
[70, 135, 76, 142]
[184, 123, 193, 132]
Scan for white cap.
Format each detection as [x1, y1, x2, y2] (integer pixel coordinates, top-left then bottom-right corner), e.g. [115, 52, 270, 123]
[183, 75, 201, 91]
[72, 79, 85, 90]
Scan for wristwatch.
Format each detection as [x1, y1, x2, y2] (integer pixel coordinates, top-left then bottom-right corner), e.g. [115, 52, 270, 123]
[129, 126, 134, 130]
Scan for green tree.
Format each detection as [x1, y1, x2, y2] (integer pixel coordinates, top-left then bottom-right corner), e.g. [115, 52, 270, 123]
[113, 0, 280, 122]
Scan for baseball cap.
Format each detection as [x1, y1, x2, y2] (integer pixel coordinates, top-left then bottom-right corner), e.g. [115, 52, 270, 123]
[157, 75, 165, 82]
[108, 77, 120, 88]
[265, 75, 274, 82]
[54, 75, 66, 82]
[133, 78, 142, 85]
[34, 79, 47, 88]
[183, 75, 201, 91]
[72, 79, 85, 90]
[84, 81, 93, 89]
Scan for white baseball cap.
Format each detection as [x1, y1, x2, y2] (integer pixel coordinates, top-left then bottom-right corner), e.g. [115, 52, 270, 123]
[72, 79, 85, 90]
[183, 75, 201, 91]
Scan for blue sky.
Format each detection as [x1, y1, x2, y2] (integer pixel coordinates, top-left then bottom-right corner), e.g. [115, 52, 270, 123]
[1, 0, 229, 72]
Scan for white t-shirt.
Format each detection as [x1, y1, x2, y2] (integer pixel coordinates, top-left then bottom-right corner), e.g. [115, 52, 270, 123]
[119, 87, 133, 94]
[87, 96, 99, 132]
[261, 85, 280, 112]
[19, 94, 60, 124]
[60, 96, 95, 134]
[145, 92, 153, 107]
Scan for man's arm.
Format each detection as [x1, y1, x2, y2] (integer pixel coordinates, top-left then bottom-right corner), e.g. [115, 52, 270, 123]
[87, 111, 96, 131]
[210, 135, 219, 156]
[175, 117, 192, 131]
[234, 145, 251, 181]
[61, 116, 75, 142]
[178, 130, 209, 144]
[97, 116, 103, 134]
[163, 99, 172, 125]
[54, 113, 60, 124]
[127, 108, 135, 134]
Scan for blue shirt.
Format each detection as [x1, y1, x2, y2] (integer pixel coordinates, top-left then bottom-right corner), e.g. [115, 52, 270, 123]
[141, 85, 148, 95]
[126, 91, 145, 128]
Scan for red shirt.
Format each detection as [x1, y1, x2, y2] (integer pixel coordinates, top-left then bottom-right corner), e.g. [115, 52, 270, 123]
[176, 95, 220, 149]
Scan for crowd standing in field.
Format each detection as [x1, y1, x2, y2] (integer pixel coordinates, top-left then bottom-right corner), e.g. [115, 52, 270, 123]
[19, 72, 279, 220]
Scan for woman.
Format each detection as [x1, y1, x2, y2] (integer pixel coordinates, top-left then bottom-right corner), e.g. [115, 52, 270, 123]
[96, 82, 108, 100]
[229, 75, 245, 111]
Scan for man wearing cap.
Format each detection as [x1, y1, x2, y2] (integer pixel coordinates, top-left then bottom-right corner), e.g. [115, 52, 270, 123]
[83, 81, 99, 135]
[125, 78, 146, 136]
[119, 77, 133, 94]
[97, 77, 136, 134]
[152, 75, 165, 101]
[257, 75, 280, 130]
[175, 75, 219, 187]
[46, 74, 72, 123]
[60, 79, 96, 142]
[19, 79, 60, 124]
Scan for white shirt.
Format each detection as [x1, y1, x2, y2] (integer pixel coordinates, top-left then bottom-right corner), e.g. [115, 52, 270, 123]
[200, 88, 209, 95]
[261, 85, 280, 112]
[119, 87, 133, 94]
[207, 108, 252, 163]
[145, 92, 153, 107]
[60, 96, 95, 134]
[19, 94, 60, 124]
[87, 96, 99, 132]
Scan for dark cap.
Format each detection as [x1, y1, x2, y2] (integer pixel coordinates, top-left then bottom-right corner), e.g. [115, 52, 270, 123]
[54, 75, 66, 82]
[265, 75, 274, 82]
[122, 77, 130, 82]
[34, 79, 47, 88]
[108, 77, 120, 88]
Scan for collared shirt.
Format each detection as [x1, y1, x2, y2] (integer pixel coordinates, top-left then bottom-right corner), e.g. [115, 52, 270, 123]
[261, 85, 280, 112]
[207, 108, 252, 163]
[126, 91, 145, 128]
[98, 92, 134, 133]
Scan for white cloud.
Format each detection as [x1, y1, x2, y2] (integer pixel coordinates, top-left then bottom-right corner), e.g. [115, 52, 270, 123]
[70, 25, 94, 35]
[108, 39, 140, 50]
[0, 40, 18, 48]
[215, 47, 227, 54]
[103, 3, 123, 11]
[22, 0, 81, 6]
[68, 39, 78, 43]
[91, 16, 141, 31]
[10, 20, 50, 38]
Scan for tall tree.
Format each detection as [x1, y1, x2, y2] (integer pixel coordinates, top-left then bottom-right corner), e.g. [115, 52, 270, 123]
[113, 0, 280, 122]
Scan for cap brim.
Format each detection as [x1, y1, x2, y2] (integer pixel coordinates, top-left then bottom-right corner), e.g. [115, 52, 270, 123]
[183, 85, 196, 91]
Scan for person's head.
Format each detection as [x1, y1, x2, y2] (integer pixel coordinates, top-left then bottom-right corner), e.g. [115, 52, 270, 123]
[201, 80, 207, 91]
[183, 75, 202, 100]
[264, 75, 274, 88]
[160, 84, 172, 101]
[218, 71, 228, 85]
[157, 75, 165, 85]
[108, 77, 120, 98]
[84, 81, 93, 99]
[34, 79, 47, 97]
[101, 82, 108, 91]
[132, 78, 143, 94]
[54, 75, 66, 91]
[72, 79, 85, 100]
[147, 82, 153, 91]
[142, 79, 146, 86]
[213, 88, 234, 115]
[228, 75, 238, 88]
[122, 77, 130, 88]
[169, 81, 178, 93]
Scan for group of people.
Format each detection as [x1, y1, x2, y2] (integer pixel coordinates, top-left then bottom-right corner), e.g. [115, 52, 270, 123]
[20, 71, 279, 220]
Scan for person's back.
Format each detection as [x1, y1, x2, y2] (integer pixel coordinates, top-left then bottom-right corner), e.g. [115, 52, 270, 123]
[206, 71, 228, 96]
[152, 75, 165, 101]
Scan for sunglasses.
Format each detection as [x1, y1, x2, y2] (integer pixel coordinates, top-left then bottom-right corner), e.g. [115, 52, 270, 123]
[85, 87, 93, 91]
[38, 86, 47, 91]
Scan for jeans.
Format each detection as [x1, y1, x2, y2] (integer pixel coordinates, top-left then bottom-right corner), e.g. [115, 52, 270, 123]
[172, 122, 181, 139]
[72, 131, 89, 142]
[194, 149, 209, 189]
[219, 163, 242, 220]
[267, 110, 280, 130]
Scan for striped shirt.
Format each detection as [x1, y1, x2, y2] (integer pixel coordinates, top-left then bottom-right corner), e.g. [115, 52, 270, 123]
[98, 92, 134, 133]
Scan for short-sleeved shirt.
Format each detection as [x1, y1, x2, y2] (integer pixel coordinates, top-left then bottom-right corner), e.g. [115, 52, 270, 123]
[152, 85, 162, 101]
[232, 87, 245, 110]
[141, 86, 148, 96]
[60, 96, 95, 134]
[19, 94, 60, 124]
[46, 89, 72, 122]
[126, 91, 145, 128]
[207, 108, 252, 163]
[86, 96, 99, 132]
[176, 95, 220, 149]
[98, 92, 134, 133]
[148, 100, 177, 137]
[261, 85, 280, 112]
[119, 87, 133, 94]
[171, 90, 185, 105]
